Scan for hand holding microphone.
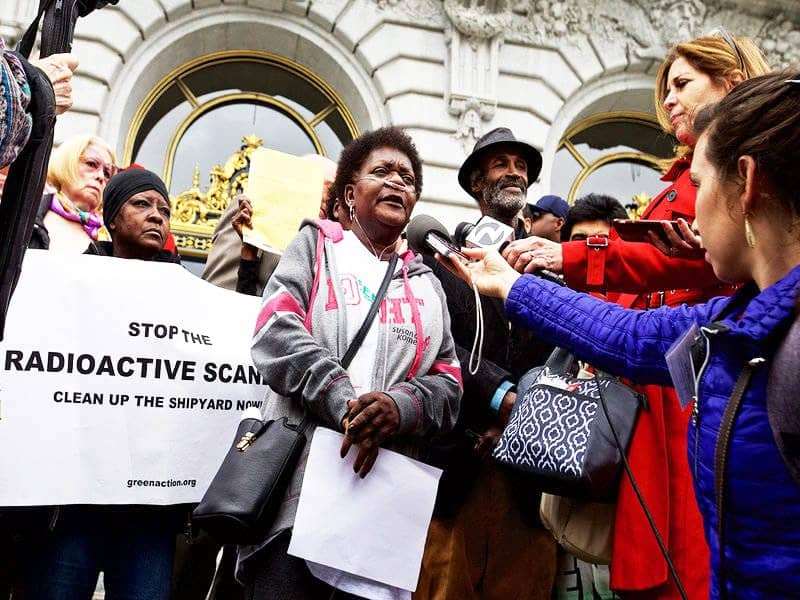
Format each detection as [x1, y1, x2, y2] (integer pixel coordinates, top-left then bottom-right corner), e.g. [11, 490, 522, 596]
[440, 246, 521, 300]
[455, 215, 515, 252]
[454, 215, 563, 278]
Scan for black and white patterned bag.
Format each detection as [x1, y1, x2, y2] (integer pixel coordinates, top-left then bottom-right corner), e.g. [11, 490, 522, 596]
[493, 348, 642, 501]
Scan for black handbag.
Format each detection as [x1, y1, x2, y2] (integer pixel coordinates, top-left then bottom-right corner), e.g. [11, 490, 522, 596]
[492, 347, 642, 502]
[192, 253, 398, 544]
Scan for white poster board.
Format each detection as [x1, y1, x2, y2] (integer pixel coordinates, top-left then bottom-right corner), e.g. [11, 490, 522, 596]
[0, 251, 268, 506]
[288, 428, 442, 592]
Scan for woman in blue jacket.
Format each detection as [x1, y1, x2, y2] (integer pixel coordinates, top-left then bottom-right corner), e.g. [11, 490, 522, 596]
[442, 71, 800, 599]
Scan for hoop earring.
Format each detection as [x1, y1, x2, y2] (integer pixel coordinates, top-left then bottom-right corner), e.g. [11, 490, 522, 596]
[348, 202, 355, 222]
[744, 214, 757, 248]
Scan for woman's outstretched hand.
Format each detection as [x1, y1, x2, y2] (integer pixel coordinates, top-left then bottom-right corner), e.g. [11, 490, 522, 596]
[437, 247, 521, 300]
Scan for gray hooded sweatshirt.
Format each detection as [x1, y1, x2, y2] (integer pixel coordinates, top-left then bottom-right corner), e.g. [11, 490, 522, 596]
[238, 219, 462, 578]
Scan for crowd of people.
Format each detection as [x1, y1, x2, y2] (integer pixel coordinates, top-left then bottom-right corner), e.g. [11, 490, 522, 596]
[1, 26, 799, 600]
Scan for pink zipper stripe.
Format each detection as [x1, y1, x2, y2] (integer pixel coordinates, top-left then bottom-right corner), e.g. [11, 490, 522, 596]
[402, 266, 425, 380]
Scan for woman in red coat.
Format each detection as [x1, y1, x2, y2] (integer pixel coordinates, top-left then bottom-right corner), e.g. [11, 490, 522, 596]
[503, 33, 769, 599]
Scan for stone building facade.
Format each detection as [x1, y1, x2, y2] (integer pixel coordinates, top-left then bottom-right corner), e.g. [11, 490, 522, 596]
[2, 0, 798, 263]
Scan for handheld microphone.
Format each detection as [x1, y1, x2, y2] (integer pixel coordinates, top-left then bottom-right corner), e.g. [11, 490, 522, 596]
[409, 217, 484, 374]
[456, 216, 562, 282]
[406, 215, 467, 260]
[462, 215, 515, 252]
[453, 221, 475, 247]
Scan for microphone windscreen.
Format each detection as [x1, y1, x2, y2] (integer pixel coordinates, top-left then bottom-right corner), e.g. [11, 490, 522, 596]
[454, 222, 474, 246]
[406, 215, 452, 255]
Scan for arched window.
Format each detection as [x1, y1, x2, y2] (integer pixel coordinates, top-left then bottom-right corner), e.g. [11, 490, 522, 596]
[551, 112, 677, 215]
[123, 51, 358, 265]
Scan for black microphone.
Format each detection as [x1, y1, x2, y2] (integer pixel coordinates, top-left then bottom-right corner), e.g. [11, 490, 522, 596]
[407, 215, 464, 259]
[453, 222, 475, 247]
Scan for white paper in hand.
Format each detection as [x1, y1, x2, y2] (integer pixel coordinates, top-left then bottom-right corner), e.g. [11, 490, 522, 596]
[287, 428, 442, 592]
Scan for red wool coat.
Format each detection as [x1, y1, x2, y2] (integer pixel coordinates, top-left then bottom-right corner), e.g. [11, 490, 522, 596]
[561, 158, 733, 598]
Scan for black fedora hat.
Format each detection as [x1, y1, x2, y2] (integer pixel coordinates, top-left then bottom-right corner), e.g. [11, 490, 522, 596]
[458, 127, 543, 199]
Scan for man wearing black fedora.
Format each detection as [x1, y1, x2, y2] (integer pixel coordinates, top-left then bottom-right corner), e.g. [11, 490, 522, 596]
[417, 128, 557, 599]
[457, 127, 542, 231]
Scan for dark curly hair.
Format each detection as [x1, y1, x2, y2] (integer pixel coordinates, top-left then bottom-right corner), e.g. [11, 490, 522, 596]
[327, 127, 423, 221]
[561, 193, 628, 241]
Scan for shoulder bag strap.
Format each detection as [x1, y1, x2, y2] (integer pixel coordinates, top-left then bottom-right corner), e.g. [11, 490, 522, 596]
[0, 57, 56, 340]
[595, 376, 688, 600]
[714, 357, 763, 599]
[296, 252, 398, 433]
[18, 0, 82, 59]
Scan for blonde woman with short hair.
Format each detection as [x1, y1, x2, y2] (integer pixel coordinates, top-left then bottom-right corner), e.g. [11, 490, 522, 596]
[31, 134, 117, 253]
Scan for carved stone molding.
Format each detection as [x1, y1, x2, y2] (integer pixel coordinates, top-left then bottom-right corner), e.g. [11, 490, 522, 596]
[445, 25, 502, 150]
[363, 0, 799, 150]
[366, 0, 799, 66]
[759, 13, 800, 67]
[442, 0, 510, 42]
[371, 0, 447, 24]
[648, 0, 708, 46]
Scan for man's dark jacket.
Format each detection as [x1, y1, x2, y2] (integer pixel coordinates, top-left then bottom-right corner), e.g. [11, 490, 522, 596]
[424, 255, 553, 518]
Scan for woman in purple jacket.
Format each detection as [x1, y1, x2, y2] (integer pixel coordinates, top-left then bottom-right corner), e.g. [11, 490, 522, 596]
[442, 72, 800, 599]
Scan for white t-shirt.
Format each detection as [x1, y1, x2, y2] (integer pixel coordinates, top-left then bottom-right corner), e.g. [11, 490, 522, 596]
[305, 230, 410, 600]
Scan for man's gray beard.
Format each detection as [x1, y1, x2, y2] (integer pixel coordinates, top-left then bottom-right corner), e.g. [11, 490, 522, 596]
[483, 187, 525, 222]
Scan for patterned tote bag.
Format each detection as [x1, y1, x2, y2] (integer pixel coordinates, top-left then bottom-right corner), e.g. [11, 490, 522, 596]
[493, 348, 642, 501]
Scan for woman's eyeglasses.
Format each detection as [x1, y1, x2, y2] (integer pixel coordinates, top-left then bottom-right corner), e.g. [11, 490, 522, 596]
[80, 155, 117, 180]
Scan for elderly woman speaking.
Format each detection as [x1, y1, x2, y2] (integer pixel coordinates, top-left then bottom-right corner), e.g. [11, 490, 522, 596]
[237, 127, 462, 600]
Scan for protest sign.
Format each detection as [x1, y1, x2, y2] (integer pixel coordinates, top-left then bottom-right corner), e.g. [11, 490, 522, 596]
[0, 251, 268, 506]
[243, 148, 324, 253]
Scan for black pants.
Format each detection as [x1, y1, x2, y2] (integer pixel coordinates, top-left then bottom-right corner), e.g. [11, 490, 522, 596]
[244, 531, 364, 600]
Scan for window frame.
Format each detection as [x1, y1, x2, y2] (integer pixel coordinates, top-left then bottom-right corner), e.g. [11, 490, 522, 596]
[121, 50, 360, 261]
[123, 49, 360, 187]
[557, 111, 671, 204]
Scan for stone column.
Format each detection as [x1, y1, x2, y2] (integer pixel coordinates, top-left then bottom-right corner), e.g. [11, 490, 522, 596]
[445, 26, 502, 152]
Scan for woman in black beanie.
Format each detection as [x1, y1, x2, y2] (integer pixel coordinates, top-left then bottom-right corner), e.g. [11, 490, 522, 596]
[85, 167, 179, 263]
[22, 167, 183, 600]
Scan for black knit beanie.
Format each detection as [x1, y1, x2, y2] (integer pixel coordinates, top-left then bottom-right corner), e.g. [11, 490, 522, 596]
[103, 168, 169, 232]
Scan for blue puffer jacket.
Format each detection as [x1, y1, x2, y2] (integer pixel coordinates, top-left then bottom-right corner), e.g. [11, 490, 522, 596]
[504, 265, 800, 599]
